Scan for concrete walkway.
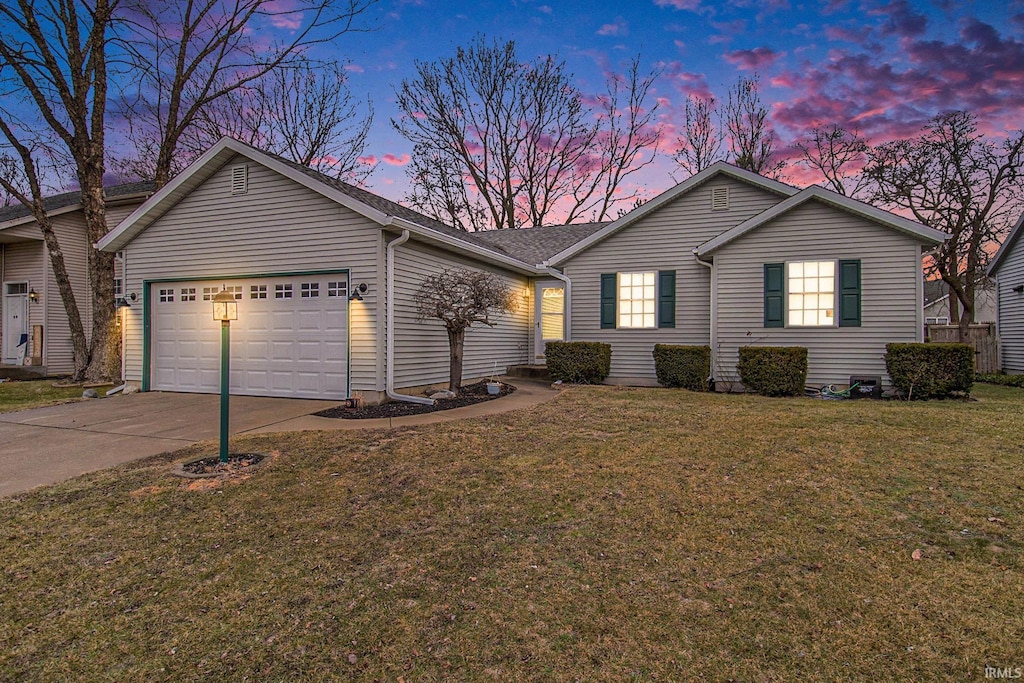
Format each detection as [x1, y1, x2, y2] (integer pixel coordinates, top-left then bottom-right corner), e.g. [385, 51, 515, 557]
[0, 378, 557, 496]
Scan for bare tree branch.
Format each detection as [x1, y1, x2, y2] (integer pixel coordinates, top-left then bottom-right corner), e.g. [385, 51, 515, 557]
[724, 74, 785, 178]
[795, 124, 869, 197]
[673, 94, 725, 177]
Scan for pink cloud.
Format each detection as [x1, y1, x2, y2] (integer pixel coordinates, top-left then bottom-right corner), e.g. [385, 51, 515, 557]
[357, 155, 378, 166]
[673, 39, 686, 51]
[344, 64, 365, 73]
[653, 0, 702, 10]
[597, 18, 628, 37]
[724, 46, 781, 70]
[538, 5, 553, 14]
[382, 153, 410, 166]
[263, 0, 303, 30]
[708, 19, 746, 44]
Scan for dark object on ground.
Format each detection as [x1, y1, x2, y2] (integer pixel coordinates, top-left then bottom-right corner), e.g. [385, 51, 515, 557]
[179, 453, 265, 476]
[315, 380, 517, 419]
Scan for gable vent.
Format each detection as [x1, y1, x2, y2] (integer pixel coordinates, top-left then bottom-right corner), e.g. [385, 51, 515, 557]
[231, 164, 249, 195]
[711, 186, 729, 211]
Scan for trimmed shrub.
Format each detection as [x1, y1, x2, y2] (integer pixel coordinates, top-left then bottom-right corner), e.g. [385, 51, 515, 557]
[976, 373, 1024, 388]
[737, 346, 808, 397]
[653, 344, 711, 391]
[885, 343, 974, 399]
[545, 341, 611, 383]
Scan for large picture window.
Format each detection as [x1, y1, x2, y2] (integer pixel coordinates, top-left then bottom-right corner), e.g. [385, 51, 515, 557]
[618, 272, 656, 329]
[787, 261, 835, 327]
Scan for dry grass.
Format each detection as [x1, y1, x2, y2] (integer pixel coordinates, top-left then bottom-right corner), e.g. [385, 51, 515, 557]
[0, 379, 108, 413]
[1, 385, 1022, 681]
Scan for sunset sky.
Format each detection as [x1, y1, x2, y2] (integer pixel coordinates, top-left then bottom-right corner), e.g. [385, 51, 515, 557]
[327, 0, 1022, 205]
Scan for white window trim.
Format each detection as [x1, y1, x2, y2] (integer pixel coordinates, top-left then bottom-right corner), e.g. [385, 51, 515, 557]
[617, 271, 657, 329]
[785, 260, 838, 328]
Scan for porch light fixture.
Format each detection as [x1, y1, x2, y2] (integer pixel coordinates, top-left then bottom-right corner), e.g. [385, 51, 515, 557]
[212, 288, 238, 463]
[115, 297, 131, 309]
[1014, 284, 1024, 293]
[28, 288, 38, 303]
[349, 282, 367, 301]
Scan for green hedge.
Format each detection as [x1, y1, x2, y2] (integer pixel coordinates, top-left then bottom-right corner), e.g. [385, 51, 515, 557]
[545, 341, 611, 384]
[737, 346, 808, 396]
[885, 343, 974, 399]
[653, 344, 710, 391]
[976, 373, 1024, 388]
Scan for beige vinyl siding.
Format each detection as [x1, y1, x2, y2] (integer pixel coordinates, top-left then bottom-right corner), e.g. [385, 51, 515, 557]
[712, 200, 924, 389]
[122, 155, 382, 392]
[2, 242, 45, 359]
[561, 176, 784, 382]
[995, 243, 1024, 372]
[392, 240, 531, 389]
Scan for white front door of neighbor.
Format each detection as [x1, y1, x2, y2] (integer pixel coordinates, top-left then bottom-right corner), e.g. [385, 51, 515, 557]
[3, 282, 29, 364]
[534, 280, 565, 361]
[150, 274, 349, 399]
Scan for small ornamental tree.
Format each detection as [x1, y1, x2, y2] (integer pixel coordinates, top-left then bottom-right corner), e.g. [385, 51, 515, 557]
[414, 269, 517, 393]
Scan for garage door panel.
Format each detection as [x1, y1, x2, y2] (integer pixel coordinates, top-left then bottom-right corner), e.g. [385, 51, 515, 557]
[151, 274, 348, 399]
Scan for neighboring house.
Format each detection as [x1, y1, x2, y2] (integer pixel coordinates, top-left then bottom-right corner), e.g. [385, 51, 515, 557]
[97, 138, 946, 402]
[987, 213, 1024, 373]
[923, 277, 997, 326]
[0, 183, 152, 373]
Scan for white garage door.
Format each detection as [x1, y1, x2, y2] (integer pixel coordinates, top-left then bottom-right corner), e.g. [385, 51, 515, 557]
[151, 274, 348, 399]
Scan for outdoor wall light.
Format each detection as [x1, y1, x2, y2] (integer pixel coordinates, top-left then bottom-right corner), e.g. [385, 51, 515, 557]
[1013, 284, 1024, 293]
[212, 288, 239, 463]
[349, 282, 368, 301]
[28, 288, 38, 303]
[115, 297, 131, 309]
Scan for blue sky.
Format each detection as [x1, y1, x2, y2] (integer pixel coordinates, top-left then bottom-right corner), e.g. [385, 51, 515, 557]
[323, 0, 1022, 203]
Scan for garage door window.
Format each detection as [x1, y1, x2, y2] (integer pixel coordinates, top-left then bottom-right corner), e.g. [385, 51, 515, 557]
[159, 288, 174, 303]
[275, 283, 293, 299]
[301, 282, 320, 298]
[180, 287, 196, 302]
[250, 284, 267, 299]
[328, 281, 348, 297]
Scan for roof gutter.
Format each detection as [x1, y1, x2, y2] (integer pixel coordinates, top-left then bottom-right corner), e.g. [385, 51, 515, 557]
[385, 229, 434, 405]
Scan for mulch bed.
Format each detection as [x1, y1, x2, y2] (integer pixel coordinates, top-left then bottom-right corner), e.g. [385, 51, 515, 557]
[177, 453, 266, 477]
[314, 380, 517, 419]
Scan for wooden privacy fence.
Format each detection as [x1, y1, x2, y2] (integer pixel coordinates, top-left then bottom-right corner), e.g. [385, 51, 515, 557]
[926, 323, 999, 374]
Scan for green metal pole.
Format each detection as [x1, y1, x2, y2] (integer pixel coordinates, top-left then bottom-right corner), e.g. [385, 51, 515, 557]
[220, 320, 230, 463]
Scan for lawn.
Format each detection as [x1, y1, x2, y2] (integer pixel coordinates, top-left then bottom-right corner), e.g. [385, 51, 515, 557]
[1, 385, 1021, 681]
[0, 379, 112, 413]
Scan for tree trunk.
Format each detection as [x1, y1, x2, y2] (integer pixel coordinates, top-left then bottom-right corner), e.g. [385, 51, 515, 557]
[447, 327, 465, 393]
[38, 217, 90, 380]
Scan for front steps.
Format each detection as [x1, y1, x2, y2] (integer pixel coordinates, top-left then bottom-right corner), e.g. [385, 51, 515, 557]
[506, 364, 550, 381]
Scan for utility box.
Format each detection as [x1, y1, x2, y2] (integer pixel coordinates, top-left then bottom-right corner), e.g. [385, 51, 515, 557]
[849, 375, 882, 399]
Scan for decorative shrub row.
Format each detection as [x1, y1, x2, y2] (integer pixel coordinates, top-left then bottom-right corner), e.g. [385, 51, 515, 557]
[737, 346, 808, 396]
[545, 341, 611, 383]
[653, 344, 711, 391]
[885, 343, 973, 399]
[976, 373, 1024, 388]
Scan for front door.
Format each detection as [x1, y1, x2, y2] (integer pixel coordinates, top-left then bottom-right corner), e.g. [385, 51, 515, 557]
[534, 280, 565, 361]
[3, 282, 29, 364]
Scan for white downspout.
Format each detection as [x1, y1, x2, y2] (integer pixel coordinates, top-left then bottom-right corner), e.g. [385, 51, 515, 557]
[694, 251, 716, 385]
[543, 266, 572, 341]
[386, 229, 434, 405]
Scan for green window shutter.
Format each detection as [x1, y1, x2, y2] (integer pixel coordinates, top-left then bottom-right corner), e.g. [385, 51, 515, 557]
[658, 270, 676, 328]
[600, 273, 617, 329]
[763, 263, 784, 328]
[839, 259, 862, 327]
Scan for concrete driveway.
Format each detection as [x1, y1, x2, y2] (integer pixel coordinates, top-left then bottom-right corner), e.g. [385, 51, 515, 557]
[0, 391, 340, 497]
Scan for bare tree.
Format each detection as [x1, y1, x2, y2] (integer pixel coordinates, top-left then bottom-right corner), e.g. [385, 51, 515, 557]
[863, 111, 1024, 340]
[0, 0, 120, 382]
[118, 0, 376, 189]
[404, 145, 490, 231]
[795, 125, 870, 197]
[673, 94, 725, 177]
[724, 75, 785, 178]
[182, 60, 375, 183]
[393, 36, 660, 230]
[414, 269, 517, 392]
